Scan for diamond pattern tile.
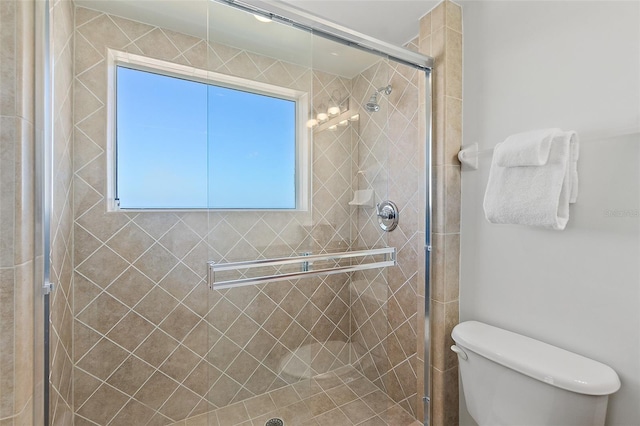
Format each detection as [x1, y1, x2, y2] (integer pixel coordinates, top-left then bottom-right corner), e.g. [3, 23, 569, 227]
[75, 383, 129, 425]
[133, 329, 179, 368]
[69, 7, 425, 425]
[159, 263, 200, 305]
[75, 337, 129, 381]
[159, 304, 201, 341]
[75, 292, 129, 334]
[106, 311, 155, 352]
[159, 385, 202, 421]
[158, 221, 201, 260]
[76, 245, 129, 289]
[106, 355, 155, 396]
[134, 371, 180, 411]
[105, 266, 154, 308]
[132, 243, 179, 282]
[106, 221, 155, 263]
[159, 345, 201, 383]
[170, 366, 419, 426]
[134, 286, 179, 325]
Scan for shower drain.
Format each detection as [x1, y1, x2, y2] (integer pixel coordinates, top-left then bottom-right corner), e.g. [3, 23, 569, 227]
[265, 418, 284, 426]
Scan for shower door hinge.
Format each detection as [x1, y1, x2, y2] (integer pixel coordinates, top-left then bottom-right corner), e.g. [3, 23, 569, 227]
[43, 281, 54, 295]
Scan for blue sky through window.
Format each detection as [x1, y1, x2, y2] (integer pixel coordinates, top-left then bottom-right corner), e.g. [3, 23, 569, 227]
[116, 66, 296, 209]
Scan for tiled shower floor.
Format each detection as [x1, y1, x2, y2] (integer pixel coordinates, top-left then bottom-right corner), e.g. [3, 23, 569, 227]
[171, 366, 421, 426]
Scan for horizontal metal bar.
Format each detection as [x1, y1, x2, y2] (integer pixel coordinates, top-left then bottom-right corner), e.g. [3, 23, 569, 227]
[208, 247, 396, 289]
[208, 247, 395, 272]
[219, 0, 434, 71]
[213, 259, 396, 290]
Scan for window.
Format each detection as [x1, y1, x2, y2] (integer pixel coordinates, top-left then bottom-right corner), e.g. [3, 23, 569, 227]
[107, 50, 309, 211]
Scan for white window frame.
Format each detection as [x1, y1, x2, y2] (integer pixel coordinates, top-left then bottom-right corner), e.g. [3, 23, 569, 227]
[106, 49, 310, 212]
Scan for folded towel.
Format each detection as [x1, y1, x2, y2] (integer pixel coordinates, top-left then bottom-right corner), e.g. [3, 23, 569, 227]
[483, 130, 579, 230]
[569, 133, 579, 203]
[495, 128, 561, 167]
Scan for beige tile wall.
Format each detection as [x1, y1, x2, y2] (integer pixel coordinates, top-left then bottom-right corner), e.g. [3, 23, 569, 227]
[349, 60, 392, 401]
[0, 0, 36, 424]
[420, 2, 462, 425]
[387, 52, 426, 423]
[72, 8, 361, 425]
[49, 0, 76, 424]
[349, 55, 425, 420]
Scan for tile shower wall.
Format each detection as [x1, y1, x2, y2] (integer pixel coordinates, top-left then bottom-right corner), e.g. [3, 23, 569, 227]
[349, 56, 425, 419]
[420, 2, 463, 425]
[0, 0, 36, 424]
[72, 8, 359, 425]
[385, 57, 425, 422]
[50, 0, 75, 424]
[349, 57, 394, 414]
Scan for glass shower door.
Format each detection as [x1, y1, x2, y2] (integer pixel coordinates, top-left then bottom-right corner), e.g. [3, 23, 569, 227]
[202, 2, 397, 423]
[69, 1, 225, 424]
[203, 2, 317, 422]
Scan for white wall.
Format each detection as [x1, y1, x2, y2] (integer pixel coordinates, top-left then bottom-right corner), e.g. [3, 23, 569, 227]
[459, 2, 640, 425]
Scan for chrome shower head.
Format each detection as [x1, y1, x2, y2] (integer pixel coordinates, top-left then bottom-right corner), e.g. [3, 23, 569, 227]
[364, 85, 392, 113]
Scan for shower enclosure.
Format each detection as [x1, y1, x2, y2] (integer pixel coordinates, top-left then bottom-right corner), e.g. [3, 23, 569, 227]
[44, 0, 433, 424]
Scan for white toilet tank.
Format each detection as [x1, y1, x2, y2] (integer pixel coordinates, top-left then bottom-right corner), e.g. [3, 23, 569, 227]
[452, 321, 621, 426]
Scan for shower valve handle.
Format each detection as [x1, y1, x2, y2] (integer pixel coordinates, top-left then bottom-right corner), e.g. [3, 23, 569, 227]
[376, 201, 399, 232]
[376, 203, 394, 220]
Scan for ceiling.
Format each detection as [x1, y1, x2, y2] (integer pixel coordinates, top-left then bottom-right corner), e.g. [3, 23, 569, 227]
[74, 0, 439, 77]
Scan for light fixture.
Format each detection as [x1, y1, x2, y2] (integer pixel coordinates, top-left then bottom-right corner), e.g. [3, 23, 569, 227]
[328, 90, 345, 116]
[254, 14, 272, 23]
[310, 93, 357, 132]
[327, 99, 340, 116]
[328, 105, 340, 116]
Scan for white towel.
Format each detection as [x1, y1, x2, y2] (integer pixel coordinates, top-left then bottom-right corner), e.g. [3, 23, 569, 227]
[483, 130, 579, 230]
[495, 128, 560, 167]
[568, 133, 579, 203]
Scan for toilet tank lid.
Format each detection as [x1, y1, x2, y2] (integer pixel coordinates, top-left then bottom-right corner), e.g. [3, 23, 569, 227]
[452, 321, 621, 396]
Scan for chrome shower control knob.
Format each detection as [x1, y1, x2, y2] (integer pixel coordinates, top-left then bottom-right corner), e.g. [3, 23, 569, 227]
[376, 201, 399, 232]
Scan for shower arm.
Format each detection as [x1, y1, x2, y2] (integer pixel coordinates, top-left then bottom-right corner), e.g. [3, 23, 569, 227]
[376, 85, 392, 96]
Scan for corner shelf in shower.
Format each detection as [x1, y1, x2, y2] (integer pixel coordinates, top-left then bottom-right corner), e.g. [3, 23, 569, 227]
[207, 247, 396, 290]
[348, 189, 374, 207]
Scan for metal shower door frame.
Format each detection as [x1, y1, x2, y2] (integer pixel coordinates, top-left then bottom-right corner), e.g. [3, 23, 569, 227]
[35, 0, 52, 424]
[423, 67, 433, 426]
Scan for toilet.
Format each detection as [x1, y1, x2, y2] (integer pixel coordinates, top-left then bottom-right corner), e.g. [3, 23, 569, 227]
[451, 321, 621, 426]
